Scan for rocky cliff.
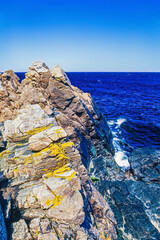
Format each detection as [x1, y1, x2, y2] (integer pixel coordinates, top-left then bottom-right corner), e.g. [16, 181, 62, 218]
[0, 62, 160, 240]
[0, 62, 118, 240]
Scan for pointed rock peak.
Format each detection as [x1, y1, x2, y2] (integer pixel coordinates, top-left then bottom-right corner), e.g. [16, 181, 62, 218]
[29, 61, 49, 73]
[2, 70, 19, 81]
[1, 70, 20, 92]
[50, 64, 71, 85]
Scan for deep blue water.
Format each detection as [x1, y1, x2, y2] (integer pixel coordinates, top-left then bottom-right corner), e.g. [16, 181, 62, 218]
[17, 72, 160, 167]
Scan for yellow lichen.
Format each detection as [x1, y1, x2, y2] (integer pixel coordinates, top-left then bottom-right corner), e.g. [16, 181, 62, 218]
[61, 142, 75, 148]
[100, 232, 112, 240]
[52, 165, 71, 175]
[13, 167, 18, 172]
[45, 195, 63, 209]
[44, 164, 76, 181]
[45, 199, 52, 206]
[45, 172, 53, 178]
[67, 171, 76, 181]
[16, 143, 23, 146]
[52, 195, 63, 209]
[0, 150, 12, 157]
[32, 141, 74, 161]
[24, 155, 33, 166]
[55, 128, 65, 138]
[26, 124, 53, 136]
[20, 140, 74, 170]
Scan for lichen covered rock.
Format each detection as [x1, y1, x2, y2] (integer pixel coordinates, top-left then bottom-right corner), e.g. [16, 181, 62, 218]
[0, 63, 118, 240]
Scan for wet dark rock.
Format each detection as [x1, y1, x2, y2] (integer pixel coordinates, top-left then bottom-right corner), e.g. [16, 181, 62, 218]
[97, 148, 160, 240]
[129, 148, 160, 183]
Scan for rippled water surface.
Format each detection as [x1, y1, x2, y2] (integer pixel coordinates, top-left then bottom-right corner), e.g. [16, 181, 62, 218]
[17, 72, 160, 167]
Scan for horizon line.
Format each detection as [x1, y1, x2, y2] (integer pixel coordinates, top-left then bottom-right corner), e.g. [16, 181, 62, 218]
[1, 70, 160, 73]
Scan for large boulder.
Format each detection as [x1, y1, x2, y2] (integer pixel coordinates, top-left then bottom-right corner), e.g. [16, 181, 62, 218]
[29, 126, 67, 151]
[3, 104, 57, 142]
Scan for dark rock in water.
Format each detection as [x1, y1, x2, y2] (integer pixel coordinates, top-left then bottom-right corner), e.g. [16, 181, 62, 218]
[129, 148, 160, 183]
[100, 148, 160, 240]
[107, 179, 160, 240]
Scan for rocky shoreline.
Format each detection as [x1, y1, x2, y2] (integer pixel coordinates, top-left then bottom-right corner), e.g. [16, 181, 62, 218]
[0, 61, 159, 240]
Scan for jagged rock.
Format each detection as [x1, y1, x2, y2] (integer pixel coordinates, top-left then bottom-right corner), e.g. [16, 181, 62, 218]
[129, 148, 160, 183]
[50, 64, 71, 85]
[0, 95, 117, 239]
[38, 232, 58, 240]
[99, 148, 160, 240]
[29, 126, 67, 151]
[3, 104, 57, 142]
[29, 61, 49, 73]
[12, 219, 32, 240]
[5, 61, 160, 239]
[1, 70, 20, 94]
[0, 70, 20, 121]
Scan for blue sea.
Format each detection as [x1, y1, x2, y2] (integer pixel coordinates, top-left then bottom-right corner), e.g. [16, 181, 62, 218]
[17, 72, 160, 168]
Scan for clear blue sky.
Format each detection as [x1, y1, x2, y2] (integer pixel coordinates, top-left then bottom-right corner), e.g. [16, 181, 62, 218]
[1, 0, 160, 72]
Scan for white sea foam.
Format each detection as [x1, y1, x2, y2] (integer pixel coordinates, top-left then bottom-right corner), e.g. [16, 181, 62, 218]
[116, 118, 126, 127]
[114, 151, 130, 168]
[108, 117, 130, 168]
[108, 120, 115, 125]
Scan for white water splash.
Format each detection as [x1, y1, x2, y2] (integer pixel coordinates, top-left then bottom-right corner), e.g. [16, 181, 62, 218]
[117, 118, 126, 127]
[108, 118, 130, 168]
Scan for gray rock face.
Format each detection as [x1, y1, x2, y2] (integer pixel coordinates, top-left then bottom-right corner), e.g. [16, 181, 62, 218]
[97, 148, 160, 240]
[3, 104, 57, 142]
[129, 148, 160, 183]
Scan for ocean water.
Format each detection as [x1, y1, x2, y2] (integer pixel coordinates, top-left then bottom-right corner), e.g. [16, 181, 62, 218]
[17, 72, 160, 168]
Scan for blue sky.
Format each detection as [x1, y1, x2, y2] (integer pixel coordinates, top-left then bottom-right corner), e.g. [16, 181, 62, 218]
[1, 0, 160, 71]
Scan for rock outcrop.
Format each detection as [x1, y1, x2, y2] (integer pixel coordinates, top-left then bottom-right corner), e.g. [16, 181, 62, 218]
[0, 71, 20, 122]
[0, 61, 160, 240]
[0, 62, 117, 240]
[97, 148, 160, 240]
